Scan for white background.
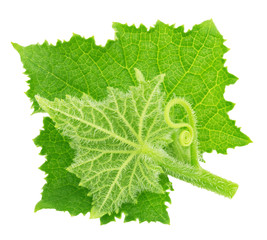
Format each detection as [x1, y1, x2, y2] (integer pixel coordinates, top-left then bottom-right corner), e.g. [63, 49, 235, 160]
[1, 0, 266, 239]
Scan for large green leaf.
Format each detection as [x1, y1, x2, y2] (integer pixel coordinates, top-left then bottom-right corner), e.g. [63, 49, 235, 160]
[13, 20, 251, 154]
[34, 117, 92, 216]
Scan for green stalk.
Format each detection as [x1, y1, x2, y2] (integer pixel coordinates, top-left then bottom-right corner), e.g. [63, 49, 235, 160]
[159, 157, 238, 198]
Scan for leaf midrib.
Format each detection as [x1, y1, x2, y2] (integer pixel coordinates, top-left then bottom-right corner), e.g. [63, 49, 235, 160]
[42, 100, 139, 149]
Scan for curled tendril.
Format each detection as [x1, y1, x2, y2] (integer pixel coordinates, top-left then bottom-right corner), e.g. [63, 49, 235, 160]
[164, 98, 195, 147]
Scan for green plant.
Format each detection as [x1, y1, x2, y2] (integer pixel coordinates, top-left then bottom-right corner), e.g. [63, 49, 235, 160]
[13, 20, 251, 224]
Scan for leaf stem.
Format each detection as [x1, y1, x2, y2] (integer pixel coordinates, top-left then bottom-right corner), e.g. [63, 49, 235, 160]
[163, 97, 238, 198]
[159, 157, 238, 198]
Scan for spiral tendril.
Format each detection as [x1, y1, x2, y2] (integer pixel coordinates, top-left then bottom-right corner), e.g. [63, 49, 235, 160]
[164, 98, 195, 147]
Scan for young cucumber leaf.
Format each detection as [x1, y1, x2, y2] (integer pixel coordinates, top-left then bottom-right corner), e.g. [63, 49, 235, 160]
[36, 69, 238, 218]
[36, 69, 173, 217]
[12, 20, 251, 154]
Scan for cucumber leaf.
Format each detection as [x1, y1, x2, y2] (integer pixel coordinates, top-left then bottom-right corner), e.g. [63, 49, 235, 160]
[36, 69, 238, 218]
[13, 20, 251, 154]
[36, 69, 174, 217]
[35, 117, 172, 223]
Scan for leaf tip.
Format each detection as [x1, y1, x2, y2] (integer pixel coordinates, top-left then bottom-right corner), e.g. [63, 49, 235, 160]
[90, 207, 105, 219]
[112, 22, 121, 32]
[34, 203, 41, 213]
[11, 42, 23, 52]
[35, 95, 51, 113]
[244, 134, 253, 144]
[153, 72, 165, 84]
[34, 95, 42, 104]
[66, 166, 72, 173]
[155, 19, 164, 26]
[134, 68, 145, 83]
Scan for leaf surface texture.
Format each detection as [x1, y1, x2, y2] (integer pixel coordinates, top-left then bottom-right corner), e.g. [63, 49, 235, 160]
[36, 70, 174, 216]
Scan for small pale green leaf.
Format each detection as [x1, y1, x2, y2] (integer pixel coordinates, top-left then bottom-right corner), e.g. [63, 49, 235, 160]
[36, 70, 174, 216]
[35, 117, 172, 223]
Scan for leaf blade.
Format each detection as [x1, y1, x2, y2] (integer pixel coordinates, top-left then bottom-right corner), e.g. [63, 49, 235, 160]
[13, 20, 251, 153]
[36, 71, 173, 216]
[34, 117, 92, 216]
[35, 117, 172, 223]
